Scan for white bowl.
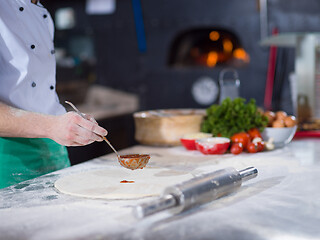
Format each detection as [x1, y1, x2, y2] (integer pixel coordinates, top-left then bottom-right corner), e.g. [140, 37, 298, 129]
[261, 125, 297, 148]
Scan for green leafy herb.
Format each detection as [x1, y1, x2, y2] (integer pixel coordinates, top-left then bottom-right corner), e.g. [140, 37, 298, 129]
[201, 97, 268, 138]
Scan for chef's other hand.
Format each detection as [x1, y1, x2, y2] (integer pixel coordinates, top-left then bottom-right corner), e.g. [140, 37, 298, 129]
[50, 112, 108, 146]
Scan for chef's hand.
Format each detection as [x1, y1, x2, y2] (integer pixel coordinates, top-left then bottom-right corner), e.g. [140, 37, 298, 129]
[49, 112, 108, 146]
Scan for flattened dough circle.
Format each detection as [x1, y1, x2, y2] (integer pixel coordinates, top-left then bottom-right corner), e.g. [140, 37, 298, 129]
[54, 167, 193, 199]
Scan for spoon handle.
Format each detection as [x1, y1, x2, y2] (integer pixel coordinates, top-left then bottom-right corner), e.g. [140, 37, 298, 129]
[102, 136, 120, 157]
[65, 101, 86, 119]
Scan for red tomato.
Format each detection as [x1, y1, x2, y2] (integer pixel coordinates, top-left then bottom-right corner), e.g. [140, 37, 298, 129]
[230, 143, 243, 155]
[247, 142, 258, 153]
[257, 141, 265, 152]
[247, 128, 262, 140]
[230, 132, 250, 148]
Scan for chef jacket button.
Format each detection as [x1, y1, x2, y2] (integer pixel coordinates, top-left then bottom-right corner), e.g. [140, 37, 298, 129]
[31, 82, 36, 88]
[51, 49, 55, 54]
[50, 85, 54, 90]
[31, 45, 35, 49]
[43, 14, 48, 19]
[19, 7, 24, 11]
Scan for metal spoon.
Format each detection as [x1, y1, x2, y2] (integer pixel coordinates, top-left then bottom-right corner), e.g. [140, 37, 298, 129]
[64, 101, 150, 170]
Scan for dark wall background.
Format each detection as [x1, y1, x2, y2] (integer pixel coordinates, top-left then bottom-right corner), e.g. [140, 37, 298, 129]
[45, 0, 320, 113]
[48, 0, 269, 109]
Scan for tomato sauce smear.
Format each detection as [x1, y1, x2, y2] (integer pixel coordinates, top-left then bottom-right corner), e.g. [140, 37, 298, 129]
[120, 180, 135, 183]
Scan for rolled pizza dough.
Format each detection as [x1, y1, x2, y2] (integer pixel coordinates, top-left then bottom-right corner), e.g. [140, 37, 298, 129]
[54, 167, 194, 199]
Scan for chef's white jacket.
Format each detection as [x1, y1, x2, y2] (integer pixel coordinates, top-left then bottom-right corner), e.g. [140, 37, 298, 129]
[0, 0, 66, 115]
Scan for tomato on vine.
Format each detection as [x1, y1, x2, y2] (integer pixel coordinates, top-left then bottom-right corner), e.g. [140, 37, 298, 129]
[247, 142, 259, 153]
[230, 143, 244, 155]
[247, 128, 262, 140]
[230, 132, 250, 149]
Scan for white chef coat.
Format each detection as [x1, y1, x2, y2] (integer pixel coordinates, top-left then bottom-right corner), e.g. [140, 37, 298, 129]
[0, 0, 66, 115]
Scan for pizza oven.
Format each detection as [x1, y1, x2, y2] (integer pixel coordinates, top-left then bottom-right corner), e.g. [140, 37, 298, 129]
[168, 28, 249, 68]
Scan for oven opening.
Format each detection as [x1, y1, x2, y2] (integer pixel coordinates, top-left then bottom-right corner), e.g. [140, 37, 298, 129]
[168, 28, 250, 68]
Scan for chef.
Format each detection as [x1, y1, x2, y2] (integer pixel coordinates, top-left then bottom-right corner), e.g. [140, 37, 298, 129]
[0, 0, 108, 189]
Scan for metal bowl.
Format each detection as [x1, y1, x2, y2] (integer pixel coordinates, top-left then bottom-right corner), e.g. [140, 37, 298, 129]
[261, 125, 297, 148]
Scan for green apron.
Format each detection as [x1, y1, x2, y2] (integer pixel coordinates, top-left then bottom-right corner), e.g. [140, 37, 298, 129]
[0, 137, 70, 189]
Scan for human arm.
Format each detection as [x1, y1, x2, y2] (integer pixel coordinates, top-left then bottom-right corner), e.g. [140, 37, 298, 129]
[0, 102, 108, 146]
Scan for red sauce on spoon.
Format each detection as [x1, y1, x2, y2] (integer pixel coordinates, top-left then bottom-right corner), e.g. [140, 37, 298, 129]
[118, 154, 150, 170]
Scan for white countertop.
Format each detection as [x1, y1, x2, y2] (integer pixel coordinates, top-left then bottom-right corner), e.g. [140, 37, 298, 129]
[1, 138, 320, 240]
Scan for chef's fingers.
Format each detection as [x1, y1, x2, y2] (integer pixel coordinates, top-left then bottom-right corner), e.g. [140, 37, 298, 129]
[76, 113, 106, 142]
[86, 115, 107, 142]
[81, 113, 97, 123]
[68, 125, 101, 146]
[74, 114, 108, 138]
[82, 113, 98, 125]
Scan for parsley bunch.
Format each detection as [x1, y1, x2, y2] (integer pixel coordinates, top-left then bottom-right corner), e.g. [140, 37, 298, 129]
[201, 97, 268, 138]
